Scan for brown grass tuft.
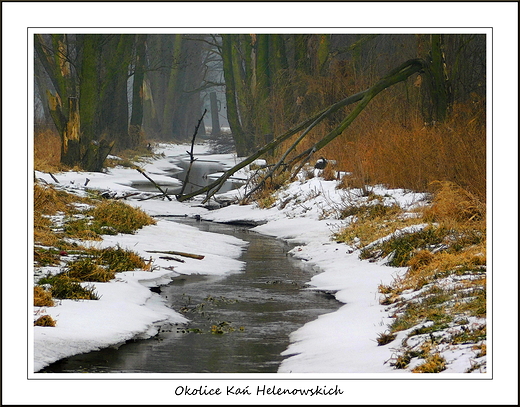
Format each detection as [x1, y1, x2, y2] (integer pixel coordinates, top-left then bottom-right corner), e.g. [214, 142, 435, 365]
[34, 315, 56, 327]
[34, 286, 55, 307]
[423, 181, 486, 224]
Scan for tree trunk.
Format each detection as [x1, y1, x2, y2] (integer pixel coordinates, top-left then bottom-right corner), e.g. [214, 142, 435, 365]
[426, 34, 452, 123]
[47, 93, 81, 167]
[231, 34, 254, 138]
[294, 34, 311, 74]
[129, 34, 147, 148]
[162, 34, 183, 139]
[254, 34, 272, 146]
[221, 35, 248, 156]
[209, 91, 221, 135]
[81, 139, 115, 172]
[100, 34, 134, 150]
[316, 34, 331, 75]
[78, 34, 102, 149]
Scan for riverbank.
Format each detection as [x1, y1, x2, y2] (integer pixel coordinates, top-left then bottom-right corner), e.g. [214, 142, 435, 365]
[32, 142, 487, 375]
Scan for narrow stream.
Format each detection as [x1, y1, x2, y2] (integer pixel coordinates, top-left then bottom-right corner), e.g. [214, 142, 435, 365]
[40, 219, 341, 373]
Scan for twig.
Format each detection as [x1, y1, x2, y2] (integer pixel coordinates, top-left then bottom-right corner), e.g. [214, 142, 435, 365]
[115, 192, 140, 200]
[48, 173, 59, 183]
[177, 109, 207, 199]
[159, 256, 185, 263]
[135, 168, 173, 201]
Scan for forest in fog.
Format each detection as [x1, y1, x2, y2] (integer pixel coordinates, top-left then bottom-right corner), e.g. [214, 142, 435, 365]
[34, 34, 486, 199]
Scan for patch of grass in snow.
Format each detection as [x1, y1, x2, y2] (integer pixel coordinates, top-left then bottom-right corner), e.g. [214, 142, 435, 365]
[34, 315, 57, 327]
[361, 182, 487, 372]
[34, 182, 97, 247]
[33, 247, 61, 266]
[334, 204, 424, 248]
[37, 274, 100, 300]
[376, 331, 397, 346]
[34, 286, 55, 307]
[65, 258, 117, 282]
[34, 182, 156, 259]
[65, 246, 150, 282]
[411, 353, 447, 373]
[62, 200, 156, 239]
[34, 182, 154, 304]
[90, 200, 156, 235]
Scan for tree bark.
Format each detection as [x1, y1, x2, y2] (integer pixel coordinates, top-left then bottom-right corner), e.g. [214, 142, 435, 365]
[62, 97, 81, 166]
[100, 34, 134, 150]
[426, 34, 452, 123]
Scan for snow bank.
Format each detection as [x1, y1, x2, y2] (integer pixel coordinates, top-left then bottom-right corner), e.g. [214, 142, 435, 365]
[33, 270, 184, 372]
[33, 216, 248, 372]
[33, 147, 250, 372]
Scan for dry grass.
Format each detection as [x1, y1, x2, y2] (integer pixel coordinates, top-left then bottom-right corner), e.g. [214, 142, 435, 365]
[334, 204, 424, 248]
[34, 315, 56, 327]
[423, 181, 486, 224]
[330, 180, 488, 371]
[65, 258, 116, 282]
[33, 183, 95, 246]
[34, 129, 63, 173]
[272, 73, 485, 203]
[247, 171, 291, 209]
[34, 286, 55, 307]
[34, 182, 80, 215]
[412, 353, 447, 373]
[90, 200, 156, 234]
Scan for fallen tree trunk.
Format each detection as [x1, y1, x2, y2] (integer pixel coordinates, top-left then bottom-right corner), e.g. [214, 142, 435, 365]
[177, 90, 368, 203]
[179, 58, 426, 203]
[287, 59, 425, 170]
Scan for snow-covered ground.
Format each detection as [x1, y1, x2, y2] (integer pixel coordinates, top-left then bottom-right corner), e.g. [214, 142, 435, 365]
[30, 142, 490, 378]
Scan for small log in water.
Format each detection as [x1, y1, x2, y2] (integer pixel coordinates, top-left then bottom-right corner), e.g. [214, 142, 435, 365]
[146, 250, 205, 260]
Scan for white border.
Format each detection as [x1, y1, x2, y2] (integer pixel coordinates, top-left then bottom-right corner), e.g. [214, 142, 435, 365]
[3, 1, 518, 405]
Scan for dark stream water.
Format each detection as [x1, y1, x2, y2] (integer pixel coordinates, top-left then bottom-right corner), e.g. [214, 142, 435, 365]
[40, 219, 341, 373]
